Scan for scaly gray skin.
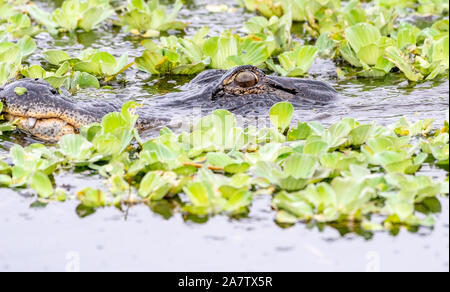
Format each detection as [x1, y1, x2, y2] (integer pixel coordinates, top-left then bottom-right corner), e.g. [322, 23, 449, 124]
[0, 65, 337, 141]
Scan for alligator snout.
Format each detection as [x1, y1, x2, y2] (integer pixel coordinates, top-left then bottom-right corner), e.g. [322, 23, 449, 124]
[0, 79, 113, 141]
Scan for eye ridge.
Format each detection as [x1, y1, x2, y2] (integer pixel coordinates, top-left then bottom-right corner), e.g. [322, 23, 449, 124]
[235, 71, 258, 88]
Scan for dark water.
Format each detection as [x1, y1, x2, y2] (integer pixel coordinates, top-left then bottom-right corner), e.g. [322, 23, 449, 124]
[0, 0, 449, 271]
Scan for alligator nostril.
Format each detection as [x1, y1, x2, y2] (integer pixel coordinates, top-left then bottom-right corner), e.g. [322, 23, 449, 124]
[235, 71, 258, 88]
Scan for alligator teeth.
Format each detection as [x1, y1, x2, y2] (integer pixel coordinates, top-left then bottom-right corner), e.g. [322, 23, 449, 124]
[27, 118, 37, 129]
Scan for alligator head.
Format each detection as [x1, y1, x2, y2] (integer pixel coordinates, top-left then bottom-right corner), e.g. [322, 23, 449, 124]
[180, 65, 338, 114]
[0, 66, 337, 141]
[0, 79, 120, 141]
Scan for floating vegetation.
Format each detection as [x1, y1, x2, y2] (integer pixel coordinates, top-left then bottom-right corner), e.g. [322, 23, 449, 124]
[267, 45, 318, 76]
[118, 0, 186, 37]
[0, 101, 448, 233]
[0, 0, 42, 40]
[378, 0, 449, 15]
[20, 48, 133, 90]
[133, 15, 317, 76]
[0, 101, 16, 134]
[238, 0, 449, 81]
[28, 0, 115, 33]
[0, 36, 36, 85]
[238, 0, 449, 22]
[135, 28, 279, 74]
[337, 20, 449, 80]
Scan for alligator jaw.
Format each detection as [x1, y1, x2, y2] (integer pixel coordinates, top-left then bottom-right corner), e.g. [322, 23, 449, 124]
[5, 114, 77, 142]
[0, 79, 118, 141]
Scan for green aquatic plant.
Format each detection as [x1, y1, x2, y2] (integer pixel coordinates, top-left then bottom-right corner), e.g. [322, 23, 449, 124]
[267, 45, 318, 76]
[339, 21, 449, 80]
[244, 13, 293, 53]
[236, 0, 448, 81]
[135, 28, 212, 75]
[0, 1, 42, 40]
[237, 0, 342, 24]
[313, 18, 449, 80]
[0, 36, 36, 85]
[28, 0, 115, 33]
[0, 102, 448, 232]
[20, 48, 132, 90]
[239, 0, 449, 22]
[237, 0, 342, 35]
[237, 0, 283, 19]
[0, 101, 16, 134]
[135, 29, 275, 74]
[202, 31, 272, 69]
[71, 50, 132, 80]
[417, 0, 449, 14]
[134, 26, 318, 75]
[377, 0, 449, 15]
[2, 0, 447, 82]
[118, 0, 186, 37]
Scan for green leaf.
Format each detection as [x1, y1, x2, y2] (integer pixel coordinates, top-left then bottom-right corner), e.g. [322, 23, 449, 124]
[273, 191, 313, 219]
[348, 124, 374, 146]
[22, 65, 47, 79]
[229, 39, 270, 67]
[30, 171, 53, 198]
[76, 188, 107, 208]
[138, 171, 171, 200]
[135, 50, 167, 75]
[14, 87, 27, 96]
[224, 189, 252, 212]
[0, 62, 17, 85]
[396, 26, 419, 50]
[303, 140, 329, 156]
[207, 153, 234, 168]
[270, 102, 294, 132]
[93, 133, 122, 156]
[184, 182, 210, 207]
[203, 33, 239, 69]
[72, 72, 100, 89]
[276, 45, 318, 76]
[284, 153, 319, 179]
[27, 5, 58, 32]
[384, 46, 423, 82]
[345, 23, 381, 54]
[357, 44, 382, 66]
[16, 36, 36, 58]
[119, 0, 185, 34]
[58, 134, 93, 161]
[224, 163, 251, 174]
[43, 50, 70, 66]
[339, 42, 363, 67]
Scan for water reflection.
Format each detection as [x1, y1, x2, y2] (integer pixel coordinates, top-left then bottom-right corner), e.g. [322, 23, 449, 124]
[16, 191, 436, 240]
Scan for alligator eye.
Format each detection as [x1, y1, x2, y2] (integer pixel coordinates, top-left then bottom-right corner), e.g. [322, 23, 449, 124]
[235, 72, 258, 88]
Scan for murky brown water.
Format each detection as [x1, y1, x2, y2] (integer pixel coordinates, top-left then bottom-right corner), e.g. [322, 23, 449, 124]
[0, 0, 448, 271]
